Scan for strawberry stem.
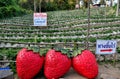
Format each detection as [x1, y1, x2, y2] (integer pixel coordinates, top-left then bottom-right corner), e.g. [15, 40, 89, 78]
[34, 35, 37, 43]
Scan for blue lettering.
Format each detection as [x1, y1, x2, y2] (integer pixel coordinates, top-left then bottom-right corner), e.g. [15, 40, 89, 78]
[98, 41, 116, 48]
[98, 45, 101, 48]
[35, 20, 45, 23]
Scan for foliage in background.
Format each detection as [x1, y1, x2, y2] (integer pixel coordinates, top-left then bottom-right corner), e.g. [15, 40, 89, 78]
[18, 0, 76, 12]
[18, 0, 34, 11]
[0, 0, 28, 18]
[0, 0, 16, 7]
[83, 0, 93, 8]
[106, 4, 117, 16]
[99, 0, 106, 5]
[41, 0, 76, 12]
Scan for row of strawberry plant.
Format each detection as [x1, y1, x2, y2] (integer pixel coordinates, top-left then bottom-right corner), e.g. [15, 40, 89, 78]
[0, 21, 120, 34]
[1, 33, 120, 44]
[1, 20, 118, 32]
[0, 28, 119, 39]
[0, 23, 120, 39]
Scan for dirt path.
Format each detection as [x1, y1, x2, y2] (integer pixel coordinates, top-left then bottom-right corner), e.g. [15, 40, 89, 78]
[97, 63, 120, 79]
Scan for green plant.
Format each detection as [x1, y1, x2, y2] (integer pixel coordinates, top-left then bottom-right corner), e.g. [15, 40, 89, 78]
[117, 47, 120, 53]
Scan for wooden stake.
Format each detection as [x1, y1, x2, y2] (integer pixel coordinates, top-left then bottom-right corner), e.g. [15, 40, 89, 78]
[116, 0, 119, 16]
[113, 53, 117, 67]
[34, 0, 36, 12]
[86, 0, 90, 50]
[39, 0, 42, 12]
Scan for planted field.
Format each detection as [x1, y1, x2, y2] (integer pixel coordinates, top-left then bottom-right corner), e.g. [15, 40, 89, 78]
[0, 8, 120, 47]
[0, 8, 120, 60]
[0, 7, 120, 79]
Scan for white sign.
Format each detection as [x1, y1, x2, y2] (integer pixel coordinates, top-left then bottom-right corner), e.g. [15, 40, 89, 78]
[96, 40, 117, 54]
[34, 13, 47, 26]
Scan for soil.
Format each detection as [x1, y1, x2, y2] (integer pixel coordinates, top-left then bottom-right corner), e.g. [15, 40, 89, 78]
[14, 62, 120, 79]
[63, 63, 120, 79]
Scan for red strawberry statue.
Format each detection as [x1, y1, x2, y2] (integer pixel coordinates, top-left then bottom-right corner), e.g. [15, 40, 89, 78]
[16, 47, 44, 79]
[72, 49, 98, 79]
[44, 48, 71, 79]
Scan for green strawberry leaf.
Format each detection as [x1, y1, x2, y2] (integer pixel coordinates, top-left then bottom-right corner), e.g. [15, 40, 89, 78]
[72, 49, 82, 57]
[61, 49, 68, 54]
[78, 49, 82, 54]
[27, 46, 40, 53]
[26, 46, 46, 56]
[61, 48, 72, 58]
[67, 54, 71, 58]
[27, 46, 32, 50]
[54, 46, 72, 58]
[72, 50, 78, 57]
[32, 46, 40, 53]
[54, 47, 62, 52]
[39, 48, 48, 56]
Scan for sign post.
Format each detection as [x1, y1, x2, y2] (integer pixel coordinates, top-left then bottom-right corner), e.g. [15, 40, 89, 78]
[33, 13, 47, 26]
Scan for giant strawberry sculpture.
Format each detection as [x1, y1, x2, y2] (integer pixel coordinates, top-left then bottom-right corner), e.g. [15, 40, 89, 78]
[44, 49, 71, 79]
[72, 50, 98, 79]
[16, 48, 44, 79]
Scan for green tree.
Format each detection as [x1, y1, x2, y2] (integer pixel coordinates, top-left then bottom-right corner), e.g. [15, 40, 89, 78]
[0, 0, 27, 18]
[99, 0, 106, 5]
[18, 0, 34, 10]
[0, 0, 16, 7]
[83, 0, 93, 8]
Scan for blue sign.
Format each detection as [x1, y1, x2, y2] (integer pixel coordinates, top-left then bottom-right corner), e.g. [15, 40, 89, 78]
[96, 40, 117, 54]
[0, 67, 10, 70]
[34, 13, 47, 26]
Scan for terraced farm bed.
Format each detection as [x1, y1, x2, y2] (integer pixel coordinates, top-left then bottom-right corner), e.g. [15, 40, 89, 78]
[0, 8, 120, 51]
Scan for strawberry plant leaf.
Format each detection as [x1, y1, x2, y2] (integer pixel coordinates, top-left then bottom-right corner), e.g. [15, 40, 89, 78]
[27, 47, 32, 50]
[39, 49, 48, 56]
[72, 50, 78, 57]
[26, 46, 42, 55]
[32, 46, 40, 53]
[61, 49, 68, 54]
[72, 49, 82, 57]
[61, 49, 72, 58]
[78, 49, 82, 54]
[54, 47, 62, 52]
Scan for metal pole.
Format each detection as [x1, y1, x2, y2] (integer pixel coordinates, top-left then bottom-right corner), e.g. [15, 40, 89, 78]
[86, 0, 90, 50]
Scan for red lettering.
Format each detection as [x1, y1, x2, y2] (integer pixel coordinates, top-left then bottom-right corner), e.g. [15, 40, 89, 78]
[34, 13, 47, 17]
